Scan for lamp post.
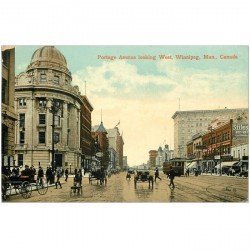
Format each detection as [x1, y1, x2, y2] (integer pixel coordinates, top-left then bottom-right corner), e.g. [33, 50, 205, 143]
[49, 100, 60, 172]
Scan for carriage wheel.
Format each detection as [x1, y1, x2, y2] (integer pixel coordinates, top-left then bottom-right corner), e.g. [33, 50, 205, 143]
[20, 181, 32, 199]
[2, 184, 10, 201]
[4, 182, 11, 199]
[37, 179, 48, 195]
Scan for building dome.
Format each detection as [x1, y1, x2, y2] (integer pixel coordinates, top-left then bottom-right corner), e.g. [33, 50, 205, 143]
[26, 46, 71, 77]
[30, 46, 67, 67]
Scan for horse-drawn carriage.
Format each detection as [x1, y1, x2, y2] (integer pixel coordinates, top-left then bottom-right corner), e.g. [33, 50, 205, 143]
[88, 167, 107, 185]
[2, 167, 48, 200]
[134, 169, 154, 189]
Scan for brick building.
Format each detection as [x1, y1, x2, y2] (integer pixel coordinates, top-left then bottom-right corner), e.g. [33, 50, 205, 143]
[202, 120, 233, 160]
[92, 121, 109, 169]
[149, 150, 157, 169]
[186, 140, 194, 159]
[80, 95, 93, 169]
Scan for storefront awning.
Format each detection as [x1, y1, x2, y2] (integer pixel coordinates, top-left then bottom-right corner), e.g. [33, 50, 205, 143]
[187, 161, 197, 169]
[214, 161, 239, 169]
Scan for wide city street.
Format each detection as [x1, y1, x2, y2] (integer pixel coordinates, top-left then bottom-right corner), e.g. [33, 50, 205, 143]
[7, 172, 248, 202]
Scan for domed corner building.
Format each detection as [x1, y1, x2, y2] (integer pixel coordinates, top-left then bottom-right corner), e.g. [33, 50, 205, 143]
[15, 46, 85, 171]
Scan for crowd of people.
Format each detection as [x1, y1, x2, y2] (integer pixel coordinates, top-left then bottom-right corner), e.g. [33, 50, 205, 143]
[2, 162, 83, 189]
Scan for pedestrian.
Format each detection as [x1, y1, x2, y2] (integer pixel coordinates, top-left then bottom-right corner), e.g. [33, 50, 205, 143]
[37, 166, 44, 186]
[65, 168, 69, 182]
[186, 168, 190, 177]
[154, 167, 162, 182]
[74, 168, 77, 176]
[168, 166, 175, 189]
[30, 165, 36, 181]
[46, 167, 51, 184]
[55, 168, 62, 189]
[12, 166, 19, 177]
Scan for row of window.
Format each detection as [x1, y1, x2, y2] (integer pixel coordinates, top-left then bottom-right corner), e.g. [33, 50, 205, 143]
[39, 74, 69, 85]
[233, 149, 246, 158]
[19, 98, 63, 108]
[19, 113, 61, 127]
[205, 147, 231, 155]
[204, 132, 231, 146]
[19, 131, 60, 144]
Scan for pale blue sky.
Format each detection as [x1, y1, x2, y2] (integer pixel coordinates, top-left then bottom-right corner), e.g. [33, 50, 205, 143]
[15, 45, 249, 99]
[16, 45, 248, 75]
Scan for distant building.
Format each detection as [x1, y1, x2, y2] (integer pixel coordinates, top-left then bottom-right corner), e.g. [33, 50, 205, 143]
[162, 144, 174, 162]
[109, 147, 116, 169]
[149, 150, 157, 169]
[107, 127, 124, 170]
[186, 140, 194, 159]
[156, 144, 174, 167]
[192, 132, 206, 160]
[123, 156, 128, 169]
[172, 108, 248, 158]
[156, 146, 164, 168]
[1, 46, 17, 168]
[92, 121, 109, 169]
[80, 95, 94, 170]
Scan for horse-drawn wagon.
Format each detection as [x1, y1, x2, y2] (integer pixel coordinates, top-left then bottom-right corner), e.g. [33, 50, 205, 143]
[2, 166, 48, 200]
[134, 169, 154, 189]
[88, 167, 107, 185]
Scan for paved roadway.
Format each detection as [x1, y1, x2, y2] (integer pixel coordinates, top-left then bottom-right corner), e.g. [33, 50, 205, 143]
[7, 172, 248, 202]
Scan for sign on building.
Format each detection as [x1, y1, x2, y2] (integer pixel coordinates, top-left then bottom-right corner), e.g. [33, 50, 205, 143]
[233, 124, 248, 137]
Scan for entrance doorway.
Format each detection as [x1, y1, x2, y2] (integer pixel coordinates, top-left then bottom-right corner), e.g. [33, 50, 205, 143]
[55, 153, 63, 168]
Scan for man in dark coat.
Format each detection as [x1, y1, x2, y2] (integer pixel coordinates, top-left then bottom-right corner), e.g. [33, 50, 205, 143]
[46, 167, 52, 184]
[55, 168, 62, 189]
[65, 168, 69, 182]
[37, 166, 44, 186]
[168, 166, 175, 189]
[154, 167, 162, 182]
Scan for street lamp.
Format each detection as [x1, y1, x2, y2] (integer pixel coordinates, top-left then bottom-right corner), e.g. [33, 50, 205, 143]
[49, 100, 60, 172]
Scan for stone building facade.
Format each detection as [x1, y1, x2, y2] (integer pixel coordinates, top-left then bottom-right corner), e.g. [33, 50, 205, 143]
[14, 46, 84, 171]
[123, 156, 128, 169]
[155, 146, 164, 168]
[109, 147, 116, 169]
[172, 108, 248, 158]
[1, 46, 18, 167]
[107, 127, 124, 170]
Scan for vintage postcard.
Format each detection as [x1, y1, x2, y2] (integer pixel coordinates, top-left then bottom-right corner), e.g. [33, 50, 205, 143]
[1, 45, 249, 202]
